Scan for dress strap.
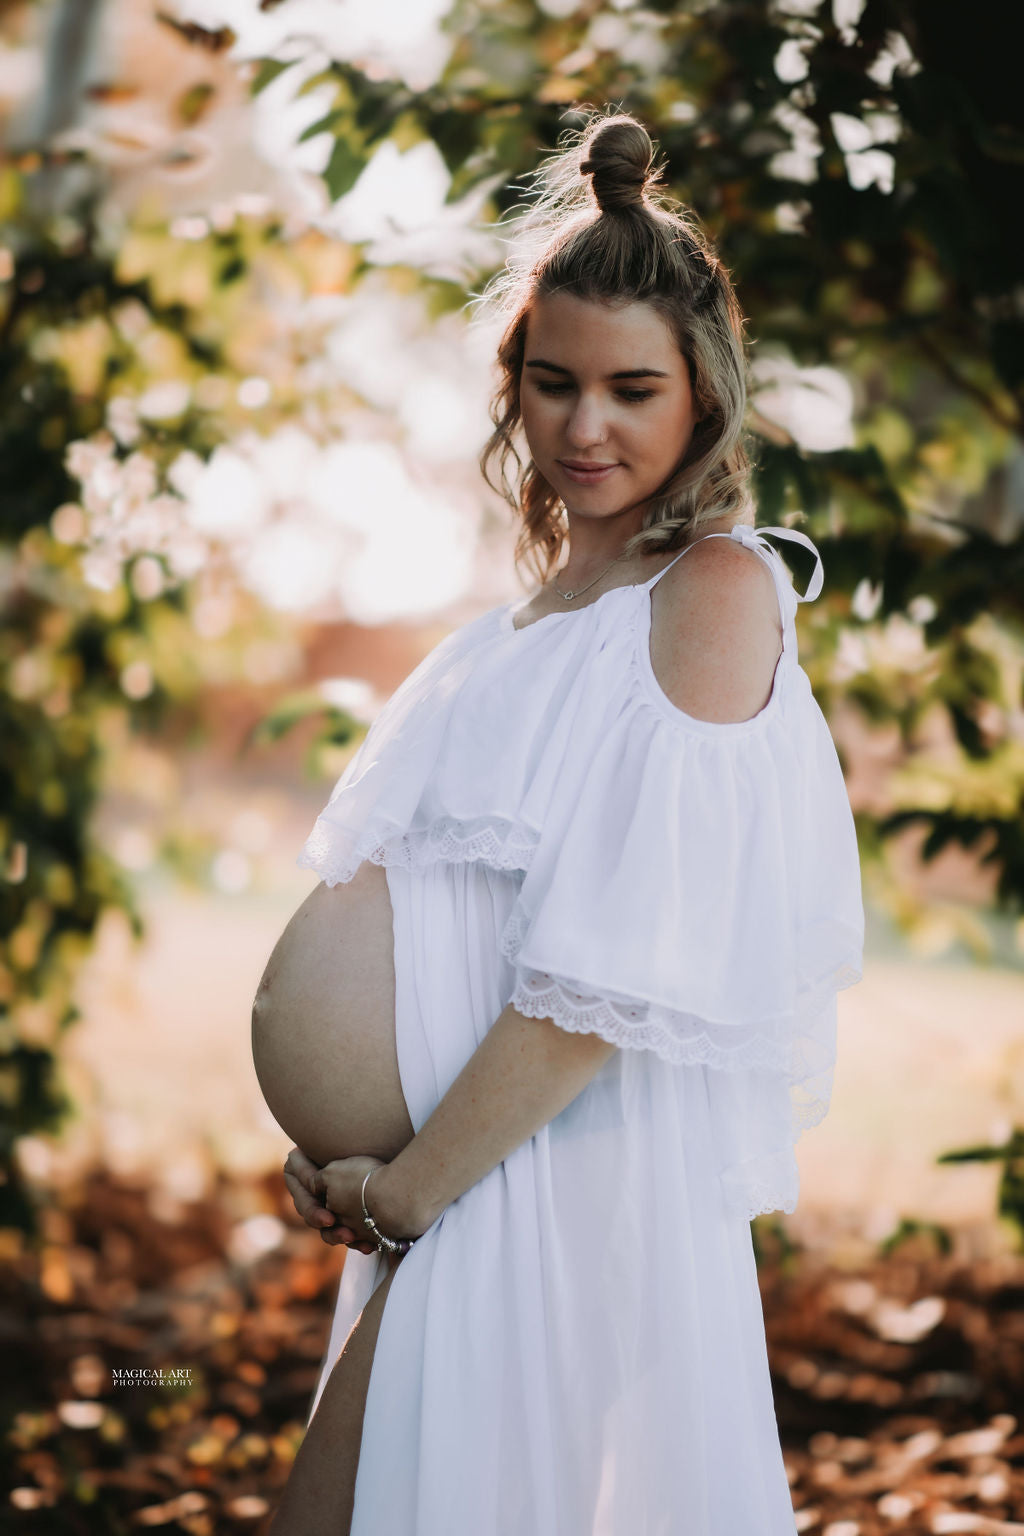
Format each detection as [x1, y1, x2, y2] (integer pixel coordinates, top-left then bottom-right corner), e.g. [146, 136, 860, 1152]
[643, 521, 824, 658]
[727, 522, 824, 603]
[643, 543, 696, 591]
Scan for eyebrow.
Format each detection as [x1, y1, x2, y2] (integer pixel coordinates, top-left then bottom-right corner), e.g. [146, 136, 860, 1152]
[525, 358, 670, 380]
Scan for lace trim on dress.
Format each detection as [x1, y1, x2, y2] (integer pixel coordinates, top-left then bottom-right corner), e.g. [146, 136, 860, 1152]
[504, 961, 854, 1087]
[509, 966, 791, 1067]
[505, 961, 837, 1222]
[500, 908, 858, 1048]
[297, 814, 538, 886]
[500, 900, 862, 1220]
[719, 1147, 801, 1219]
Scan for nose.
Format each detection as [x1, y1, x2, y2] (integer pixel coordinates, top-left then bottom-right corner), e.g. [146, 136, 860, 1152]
[565, 393, 608, 450]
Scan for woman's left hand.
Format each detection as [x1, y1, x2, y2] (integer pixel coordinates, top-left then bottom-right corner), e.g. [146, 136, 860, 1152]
[283, 1145, 376, 1251]
[312, 1154, 419, 1248]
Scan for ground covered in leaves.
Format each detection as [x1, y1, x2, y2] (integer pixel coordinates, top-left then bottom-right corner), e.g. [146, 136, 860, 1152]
[2, 1165, 1022, 1534]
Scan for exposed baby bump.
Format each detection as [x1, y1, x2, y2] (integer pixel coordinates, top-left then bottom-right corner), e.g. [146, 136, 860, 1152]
[251, 861, 415, 1168]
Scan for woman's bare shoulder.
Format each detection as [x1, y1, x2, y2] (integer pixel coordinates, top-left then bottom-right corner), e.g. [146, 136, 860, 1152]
[648, 537, 783, 725]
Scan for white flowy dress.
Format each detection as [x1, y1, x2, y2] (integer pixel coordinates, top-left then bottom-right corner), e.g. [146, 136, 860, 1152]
[296, 521, 864, 1536]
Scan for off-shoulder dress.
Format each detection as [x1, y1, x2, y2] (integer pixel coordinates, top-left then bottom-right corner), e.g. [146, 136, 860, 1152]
[296, 520, 864, 1536]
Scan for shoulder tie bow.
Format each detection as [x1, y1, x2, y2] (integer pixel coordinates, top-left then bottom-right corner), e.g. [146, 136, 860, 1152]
[729, 523, 824, 603]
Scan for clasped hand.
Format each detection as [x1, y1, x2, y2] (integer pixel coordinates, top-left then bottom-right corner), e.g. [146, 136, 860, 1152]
[283, 1147, 415, 1254]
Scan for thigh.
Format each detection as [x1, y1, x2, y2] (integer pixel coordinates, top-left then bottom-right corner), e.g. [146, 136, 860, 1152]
[268, 1253, 404, 1536]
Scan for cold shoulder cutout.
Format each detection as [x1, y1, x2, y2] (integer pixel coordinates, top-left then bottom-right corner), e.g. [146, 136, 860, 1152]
[646, 534, 785, 725]
[297, 520, 863, 1219]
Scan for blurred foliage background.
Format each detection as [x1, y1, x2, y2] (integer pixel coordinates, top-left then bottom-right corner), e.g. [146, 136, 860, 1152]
[1, 0, 1022, 1240]
[2, 0, 1024, 1527]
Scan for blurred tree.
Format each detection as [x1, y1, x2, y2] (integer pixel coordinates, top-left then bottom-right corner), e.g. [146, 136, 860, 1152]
[266, 0, 1024, 933]
[0, 153, 364, 1234]
[0, 214, 236, 1230]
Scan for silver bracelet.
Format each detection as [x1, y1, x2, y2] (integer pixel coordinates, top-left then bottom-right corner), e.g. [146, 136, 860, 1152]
[361, 1168, 415, 1257]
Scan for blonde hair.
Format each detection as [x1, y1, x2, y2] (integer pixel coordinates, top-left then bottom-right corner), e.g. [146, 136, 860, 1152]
[475, 108, 754, 586]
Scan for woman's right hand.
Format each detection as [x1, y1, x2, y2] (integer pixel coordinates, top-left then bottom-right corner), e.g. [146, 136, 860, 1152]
[283, 1145, 378, 1253]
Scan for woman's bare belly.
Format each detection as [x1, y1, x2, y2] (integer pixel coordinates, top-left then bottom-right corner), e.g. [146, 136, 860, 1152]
[251, 861, 415, 1168]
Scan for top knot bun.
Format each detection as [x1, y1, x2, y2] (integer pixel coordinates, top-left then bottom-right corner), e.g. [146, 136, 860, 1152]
[580, 115, 656, 215]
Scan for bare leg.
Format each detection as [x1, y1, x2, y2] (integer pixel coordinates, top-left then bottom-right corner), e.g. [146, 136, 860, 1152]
[267, 1251, 404, 1536]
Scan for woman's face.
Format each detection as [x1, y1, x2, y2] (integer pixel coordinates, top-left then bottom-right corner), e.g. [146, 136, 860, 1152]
[519, 291, 700, 524]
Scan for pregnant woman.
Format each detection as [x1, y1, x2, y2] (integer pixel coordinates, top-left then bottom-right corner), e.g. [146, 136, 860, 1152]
[252, 110, 864, 1535]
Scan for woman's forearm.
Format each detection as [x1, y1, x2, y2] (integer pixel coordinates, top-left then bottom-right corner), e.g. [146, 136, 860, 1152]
[372, 1002, 617, 1235]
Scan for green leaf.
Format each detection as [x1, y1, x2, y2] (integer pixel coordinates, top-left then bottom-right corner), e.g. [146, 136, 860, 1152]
[324, 138, 367, 203]
[299, 109, 350, 145]
[937, 1142, 1012, 1164]
[177, 82, 216, 128]
[250, 57, 294, 96]
[244, 691, 364, 752]
[877, 1216, 953, 1258]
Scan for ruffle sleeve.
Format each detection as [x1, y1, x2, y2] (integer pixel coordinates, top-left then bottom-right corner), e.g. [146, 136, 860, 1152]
[294, 611, 540, 883]
[498, 657, 864, 1221]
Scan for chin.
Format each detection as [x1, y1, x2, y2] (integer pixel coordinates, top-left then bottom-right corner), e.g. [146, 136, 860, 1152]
[560, 486, 646, 517]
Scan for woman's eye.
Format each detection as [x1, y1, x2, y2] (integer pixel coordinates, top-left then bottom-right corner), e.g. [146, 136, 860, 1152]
[535, 383, 655, 403]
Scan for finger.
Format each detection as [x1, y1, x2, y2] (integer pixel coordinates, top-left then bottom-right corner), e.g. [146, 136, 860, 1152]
[331, 1226, 370, 1249]
[320, 1228, 376, 1254]
[320, 1227, 350, 1246]
[283, 1167, 335, 1227]
[282, 1164, 321, 1213]
[284, 1145, 324, 1193]
[284, 1144, 320, 1176]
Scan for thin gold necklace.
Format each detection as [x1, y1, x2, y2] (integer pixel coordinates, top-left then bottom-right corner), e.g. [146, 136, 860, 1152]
[552, 550, 627, 602]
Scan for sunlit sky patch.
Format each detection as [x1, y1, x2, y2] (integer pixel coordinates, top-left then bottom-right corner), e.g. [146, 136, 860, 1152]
[171, 0, 456, 92]
[320, 280, 498, 460]
[174, 428, 478, 622]
[319, 137, 504, 282]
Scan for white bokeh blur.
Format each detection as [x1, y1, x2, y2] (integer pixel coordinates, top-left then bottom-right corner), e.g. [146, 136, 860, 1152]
[750, 350, 855, 453]
[168, 428, 480, 622]
[173, 0, 455, 92]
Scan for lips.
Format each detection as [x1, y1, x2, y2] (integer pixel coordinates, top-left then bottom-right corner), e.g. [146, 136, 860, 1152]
[558, 460, 620, 485]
